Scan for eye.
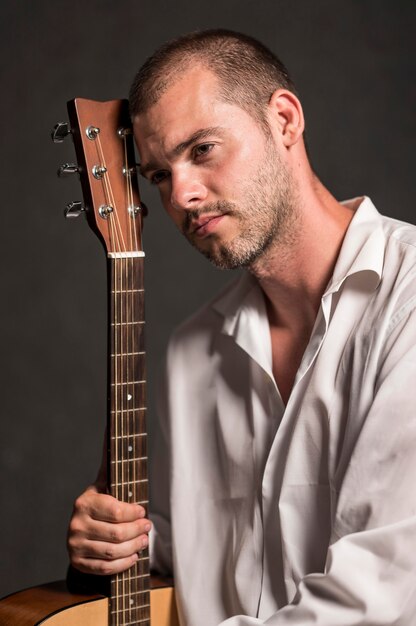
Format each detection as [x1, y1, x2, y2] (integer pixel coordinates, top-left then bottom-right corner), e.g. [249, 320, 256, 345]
[193, 143, 214, 158]
[150, 170, 170, 185]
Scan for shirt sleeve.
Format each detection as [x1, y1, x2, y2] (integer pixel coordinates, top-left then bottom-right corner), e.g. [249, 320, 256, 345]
[220, 298, 416, 625]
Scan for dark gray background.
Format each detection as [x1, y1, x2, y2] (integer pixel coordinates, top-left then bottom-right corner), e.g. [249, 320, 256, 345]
[0, 0, 414, 599]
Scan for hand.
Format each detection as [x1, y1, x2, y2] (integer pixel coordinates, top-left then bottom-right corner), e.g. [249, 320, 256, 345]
[67, 485, 152, 576]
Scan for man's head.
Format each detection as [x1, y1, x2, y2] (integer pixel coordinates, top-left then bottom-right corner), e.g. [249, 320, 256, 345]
[131, 30, 306, 270]
[129, 29, 297, 135]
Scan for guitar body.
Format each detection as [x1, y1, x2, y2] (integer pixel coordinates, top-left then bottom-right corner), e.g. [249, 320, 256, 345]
[0, 579, 179, 626]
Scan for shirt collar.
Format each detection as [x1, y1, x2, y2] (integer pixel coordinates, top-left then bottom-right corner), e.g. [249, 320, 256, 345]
[324, 195, 384, 295]
[212, 272, 272, 374]
[211, 196, 385, 369]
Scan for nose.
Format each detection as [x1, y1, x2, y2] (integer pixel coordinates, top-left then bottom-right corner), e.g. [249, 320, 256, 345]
[170, 169, 208, 211]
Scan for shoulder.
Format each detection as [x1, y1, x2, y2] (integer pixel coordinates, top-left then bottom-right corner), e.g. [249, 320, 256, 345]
[366, 209, 416, 344]
[378, 212, 416, 299]
[380, 212, 416, 252]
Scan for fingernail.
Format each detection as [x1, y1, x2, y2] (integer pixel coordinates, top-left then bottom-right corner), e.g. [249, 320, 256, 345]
[144, 523, 151, 532]
[142, 536, 149, 549]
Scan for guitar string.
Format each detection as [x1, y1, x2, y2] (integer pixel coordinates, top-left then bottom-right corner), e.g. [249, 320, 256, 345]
[93, 149, 119, 625]
[126, 145, 134, 624]
[97, 137, 123, 626]
[111, 221, 122, 626]
[122, 137, 132, 623]
[96, 137, 127, 256]
[125, 135, 137, 623]
[120, 136, 132, 622]
[122, 132, 143, 623]
[127, 139, 149, 625]
[95, 135, 123, 625]
[124, 135, 141, 623]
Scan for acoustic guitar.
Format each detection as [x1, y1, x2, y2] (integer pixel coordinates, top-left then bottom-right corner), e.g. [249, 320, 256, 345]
[0, 99, 179, 626]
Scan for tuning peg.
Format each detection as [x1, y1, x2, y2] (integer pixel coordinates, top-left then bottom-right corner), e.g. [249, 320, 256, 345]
[58, 163, 79, 177]
[51, 122, 71, 143]
[64, 201, 85, 219]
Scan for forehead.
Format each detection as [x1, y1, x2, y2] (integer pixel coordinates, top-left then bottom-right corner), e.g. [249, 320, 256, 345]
[133, 67, 237, 153]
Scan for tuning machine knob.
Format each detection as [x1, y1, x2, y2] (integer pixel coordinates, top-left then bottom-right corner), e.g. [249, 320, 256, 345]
[51, 122, 71, 143]
[58, 163, 79, 177]
[64, 201, 85, 219]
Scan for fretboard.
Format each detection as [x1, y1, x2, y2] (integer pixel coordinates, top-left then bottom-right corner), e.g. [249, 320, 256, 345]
[108, 256, 150, 626]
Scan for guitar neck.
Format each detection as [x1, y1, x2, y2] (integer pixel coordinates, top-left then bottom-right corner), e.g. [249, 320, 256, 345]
[54, 96, 150, 625]
[108, 255, 150, 626]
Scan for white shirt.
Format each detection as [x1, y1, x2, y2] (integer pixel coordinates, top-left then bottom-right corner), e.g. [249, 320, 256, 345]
[150, 197, 416, 625]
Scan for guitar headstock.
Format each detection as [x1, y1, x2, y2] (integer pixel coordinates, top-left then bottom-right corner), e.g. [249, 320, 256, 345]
[53, 98, 144, 257]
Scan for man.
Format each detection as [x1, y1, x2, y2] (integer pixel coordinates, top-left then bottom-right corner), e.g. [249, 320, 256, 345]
[68, 30, 416, 624]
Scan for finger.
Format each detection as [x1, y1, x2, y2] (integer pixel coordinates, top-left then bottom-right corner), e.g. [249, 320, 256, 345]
[72, 533, 149, 561]
[74, 492, 146, 524]
[82, 518, 152, 544]
[72, 553, 142, 577]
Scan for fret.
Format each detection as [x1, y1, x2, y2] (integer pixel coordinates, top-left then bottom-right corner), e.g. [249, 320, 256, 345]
[110, 479, 148, 487]
[111, 572, 149, 582]
[112, 576, 150, 603]
[111, 384, 146, 412]
[114, 573, 150, 580]
[111, 321, 145, 327]
[111, 455, 147, 463]
[112, 322, 145, 334]
[111, 409, 146, 416]
[111, 438, 147, 459]
[111, 288, 144, 294]
[114, 617, 150, 626]
[112, 581, 150, 597]
[111, 405, 146, 410]
[111, 432, 146, 439]
[112, 557, 149, 577]
[111, 380, 146, 386]
[111, 458, 147, 476]
[112, 486, 148, 504]
[110, 344, 146, 384]
[111, 258, 144, 291]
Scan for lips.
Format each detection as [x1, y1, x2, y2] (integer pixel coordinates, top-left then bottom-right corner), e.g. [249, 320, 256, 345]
[191, 214, 225, 237]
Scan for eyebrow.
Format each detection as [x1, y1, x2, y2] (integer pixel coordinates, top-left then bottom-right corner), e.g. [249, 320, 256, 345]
[139, 126, 224, 178]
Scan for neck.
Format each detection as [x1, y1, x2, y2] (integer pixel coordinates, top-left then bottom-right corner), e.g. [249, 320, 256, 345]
[250, 176, 355, 333]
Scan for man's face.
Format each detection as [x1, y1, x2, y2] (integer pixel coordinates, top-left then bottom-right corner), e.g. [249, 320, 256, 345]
[133, 67, 296, 269]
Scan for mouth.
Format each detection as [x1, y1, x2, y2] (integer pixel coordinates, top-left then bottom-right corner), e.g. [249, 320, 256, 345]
[190, 214, 226, 238]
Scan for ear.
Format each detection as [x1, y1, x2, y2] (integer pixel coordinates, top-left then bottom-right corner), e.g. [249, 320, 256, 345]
[267, 89, 305, 147]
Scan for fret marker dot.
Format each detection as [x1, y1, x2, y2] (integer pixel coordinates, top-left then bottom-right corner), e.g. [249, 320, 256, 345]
[127, 393, 132, 401]
[128, 491, 133, 498]
[130, 598, 134, 606]
[128, 445, 133, 452]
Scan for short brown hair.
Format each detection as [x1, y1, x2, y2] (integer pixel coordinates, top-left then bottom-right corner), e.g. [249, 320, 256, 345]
[129, 29, 297, 129]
